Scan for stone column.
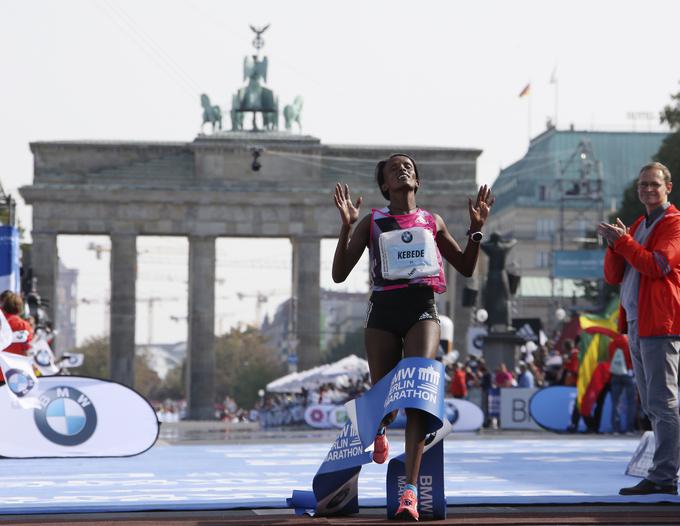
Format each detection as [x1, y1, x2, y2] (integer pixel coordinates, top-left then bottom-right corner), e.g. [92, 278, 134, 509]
[291, 236, 321, 371]
[186, 236, 216, 420]
[31, 231, 58, 323]
[109, 234, 137, 387]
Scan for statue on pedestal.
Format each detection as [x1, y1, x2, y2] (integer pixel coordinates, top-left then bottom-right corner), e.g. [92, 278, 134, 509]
[481, 233, 518, 332]
[230, 24, 279, 131]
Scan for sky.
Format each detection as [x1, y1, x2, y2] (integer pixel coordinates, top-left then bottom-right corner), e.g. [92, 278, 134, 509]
[1, 0, 679, 346]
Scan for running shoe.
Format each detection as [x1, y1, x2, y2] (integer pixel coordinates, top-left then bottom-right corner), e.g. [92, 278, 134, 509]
[395, 488, 419, 521]
[372, 432, 389, 464]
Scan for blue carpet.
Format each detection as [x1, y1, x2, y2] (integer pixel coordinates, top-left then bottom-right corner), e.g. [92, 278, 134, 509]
[0, 437, 677, 515]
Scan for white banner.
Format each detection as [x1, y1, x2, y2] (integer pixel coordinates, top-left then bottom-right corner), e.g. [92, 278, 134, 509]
[59, 353, 85, 369]
[0, 351, 41, 409]
[499, 388, 540, 430]
[0, 310, 13, 351]
[304, 404, 347, 429]
[0, 376, 159, 458]
[466, 326, 486, 358]
[30, 339, 60, 376]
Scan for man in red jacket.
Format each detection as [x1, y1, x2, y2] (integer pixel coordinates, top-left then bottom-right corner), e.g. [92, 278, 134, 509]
[599, 162, 680, 496]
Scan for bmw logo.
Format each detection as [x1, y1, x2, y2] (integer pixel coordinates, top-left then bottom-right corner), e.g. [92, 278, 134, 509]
[6, 369, 35, 397]
[401, 231, 413, 243]
[35, 349, 52, 367]
[34, 386, 97, 446]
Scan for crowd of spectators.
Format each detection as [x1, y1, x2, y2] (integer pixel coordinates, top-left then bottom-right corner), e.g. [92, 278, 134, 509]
[444, 337, 586, 400]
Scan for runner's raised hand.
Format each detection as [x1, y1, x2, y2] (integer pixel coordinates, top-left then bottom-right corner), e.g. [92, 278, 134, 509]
[334, 183, 363, 226]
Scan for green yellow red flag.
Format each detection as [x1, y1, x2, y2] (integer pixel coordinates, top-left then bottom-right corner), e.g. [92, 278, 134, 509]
[576, 299, 619, 409]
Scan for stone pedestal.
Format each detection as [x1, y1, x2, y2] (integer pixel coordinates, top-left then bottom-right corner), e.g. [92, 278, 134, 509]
[482, 331, 526, 374]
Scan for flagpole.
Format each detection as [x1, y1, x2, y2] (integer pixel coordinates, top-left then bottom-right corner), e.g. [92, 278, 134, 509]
[528, 89, 532, 141]
[554, 78, 559, 128]
[551, 65, 559, 128]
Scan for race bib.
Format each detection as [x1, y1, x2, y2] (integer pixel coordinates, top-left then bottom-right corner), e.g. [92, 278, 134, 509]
[379, 228, 439, 280]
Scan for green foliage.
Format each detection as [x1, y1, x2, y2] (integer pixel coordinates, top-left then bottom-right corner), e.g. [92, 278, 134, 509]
[576, 279, 620, 308]
[657, 88, 680, 190]
[326, 328, 364, 364]
[69, 335, 162, 400]
[611, 178, 645, 225]
[214, 327, 285, 409]
[71, 335, 109, 379]
[613, 84, 680, 224]
[154, 362, 185, 400]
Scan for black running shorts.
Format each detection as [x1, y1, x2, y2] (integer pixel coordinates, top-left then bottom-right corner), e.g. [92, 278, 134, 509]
[365, 286, 439, 338]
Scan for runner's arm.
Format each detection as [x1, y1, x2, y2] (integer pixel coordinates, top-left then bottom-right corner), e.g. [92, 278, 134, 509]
[332, 214, 371, 283]
[434, 214, 480, 277]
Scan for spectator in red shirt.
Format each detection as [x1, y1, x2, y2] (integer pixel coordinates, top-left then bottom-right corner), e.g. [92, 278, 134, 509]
[0, 291, 34, 383]
[450, 362, 467, 399]
[495, 363, 514, 388]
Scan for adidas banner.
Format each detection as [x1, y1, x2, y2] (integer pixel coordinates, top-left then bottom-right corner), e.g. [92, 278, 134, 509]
[0, 375, 159, 458]
[289, 358, 450, 519]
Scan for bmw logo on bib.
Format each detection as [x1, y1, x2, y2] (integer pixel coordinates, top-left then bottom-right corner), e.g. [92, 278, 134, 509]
[401, 231, 413, 243]
[34, 386, 97, 446]
[6, 369, 35, 397]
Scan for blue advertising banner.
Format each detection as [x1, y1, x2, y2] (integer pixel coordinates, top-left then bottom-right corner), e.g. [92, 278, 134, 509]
[288, 358, 449, 519]
[0, 226, 20, 292]
[553, 250, 605, 279]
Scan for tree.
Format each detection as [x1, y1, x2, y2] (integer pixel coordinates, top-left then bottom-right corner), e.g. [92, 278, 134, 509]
[326, 328, 364, 364]
[658, 87, 680, 181]
[614, 84, 680, 224]
[214, 327, 286, 409]
[70, 335, 109, 378]
[154, 362, 185, 400]
[69, 335, 161, 399]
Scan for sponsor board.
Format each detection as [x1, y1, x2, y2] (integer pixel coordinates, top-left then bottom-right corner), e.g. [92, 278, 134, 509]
[0, 376, 159, 457]
[529, 386, 615, 433]
[500, 388, 540, 430]
[304, 404, 348, 429]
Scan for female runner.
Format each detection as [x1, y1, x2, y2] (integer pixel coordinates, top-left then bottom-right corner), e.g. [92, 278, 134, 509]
[332, 154, 493, 520]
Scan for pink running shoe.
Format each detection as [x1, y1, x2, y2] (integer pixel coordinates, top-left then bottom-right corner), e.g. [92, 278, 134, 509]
[395, 488, 419, 521]
[372, 433, 389, 464]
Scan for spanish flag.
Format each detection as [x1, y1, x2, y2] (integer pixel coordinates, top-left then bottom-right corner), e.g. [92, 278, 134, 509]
[576, 299, 620, 409]
[518, 83, 531, 98]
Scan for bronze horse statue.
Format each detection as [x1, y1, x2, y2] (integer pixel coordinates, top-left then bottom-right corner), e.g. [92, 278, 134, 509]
[200, 94, 222, 133]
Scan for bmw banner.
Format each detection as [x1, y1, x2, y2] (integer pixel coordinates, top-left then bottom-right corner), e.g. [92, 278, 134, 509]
[0, 376, 159, 458]
[30, 338, 60, 376]
[0, 351, 41, 409]
[289, 358, 449, 519]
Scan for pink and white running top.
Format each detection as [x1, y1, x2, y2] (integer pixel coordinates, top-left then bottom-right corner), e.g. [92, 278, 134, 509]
[368, 207, 447, 293]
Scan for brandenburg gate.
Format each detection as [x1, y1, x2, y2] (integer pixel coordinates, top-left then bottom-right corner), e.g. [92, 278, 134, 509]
[19, 26, 481, 419]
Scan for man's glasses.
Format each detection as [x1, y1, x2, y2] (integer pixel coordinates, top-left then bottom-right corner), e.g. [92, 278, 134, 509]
[638, 182, 664, 189]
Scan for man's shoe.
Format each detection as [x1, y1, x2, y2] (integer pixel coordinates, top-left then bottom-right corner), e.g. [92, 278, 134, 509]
[395, 488, 419, 521]
[372, 433, 389, 464]
[619, 478, 678, 496]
